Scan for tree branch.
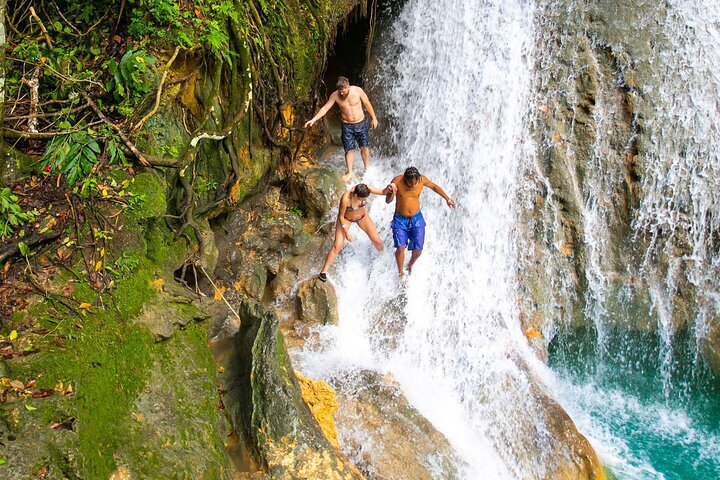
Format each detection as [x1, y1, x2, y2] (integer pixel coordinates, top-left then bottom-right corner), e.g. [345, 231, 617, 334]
[29, 6, 53, 48]
[2, 122, 102, 138]
[0, 232, 60, 264]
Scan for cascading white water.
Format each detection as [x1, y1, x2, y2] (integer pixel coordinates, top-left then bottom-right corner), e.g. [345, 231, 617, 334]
[526, 1, 720, 478]
[296, 1, 571, 478]
[633, 1, 720, 357]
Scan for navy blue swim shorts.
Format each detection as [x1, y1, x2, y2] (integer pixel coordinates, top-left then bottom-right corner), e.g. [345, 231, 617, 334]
[391, 212, 426, 251]
[341, 118, 370, 152]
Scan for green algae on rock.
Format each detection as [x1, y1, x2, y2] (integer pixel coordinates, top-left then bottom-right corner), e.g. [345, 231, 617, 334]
[220, 301, 363, 479]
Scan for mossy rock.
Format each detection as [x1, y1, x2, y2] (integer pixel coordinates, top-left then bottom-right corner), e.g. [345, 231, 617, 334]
[0, 305, 229, 478]
[222, 300, 362, 479]
[125, 172, 168, 221]
[293, 167, 344, 219]
[134, 293, 210, 341]
[133, 104, 188, 161]
[296, 278, 338, 326]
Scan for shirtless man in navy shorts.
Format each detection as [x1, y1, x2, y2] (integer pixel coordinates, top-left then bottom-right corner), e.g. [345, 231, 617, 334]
[304, 76, 379, 182]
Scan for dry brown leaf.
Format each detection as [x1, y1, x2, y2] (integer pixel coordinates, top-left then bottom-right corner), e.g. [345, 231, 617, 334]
[9, 379, 25, 390]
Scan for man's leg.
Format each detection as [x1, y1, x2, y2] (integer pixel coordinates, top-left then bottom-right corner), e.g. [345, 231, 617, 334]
[341, 123, 355, 182]
[394, 247, 406, 276]
[357, 119, 371, 171]
[343, 150, 354, 182]
[406, 214, 426, 274]
[407, 249, 422, 273]
[360, 147, 370, 171]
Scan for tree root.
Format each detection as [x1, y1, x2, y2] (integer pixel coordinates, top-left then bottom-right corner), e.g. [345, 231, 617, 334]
[80, 91, 177, 167]
[133, 46, 182, 132]
[27, 273, 79, 316]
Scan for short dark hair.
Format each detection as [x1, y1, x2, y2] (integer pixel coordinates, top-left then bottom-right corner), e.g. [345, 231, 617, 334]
[354, 183, 370, 198]
[403, 166, 421, 182]
[336, 76, 350, 89]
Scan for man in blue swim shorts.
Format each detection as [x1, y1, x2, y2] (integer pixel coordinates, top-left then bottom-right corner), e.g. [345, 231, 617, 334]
[304, 76, 379, 182]
[386, 167, 456, 277]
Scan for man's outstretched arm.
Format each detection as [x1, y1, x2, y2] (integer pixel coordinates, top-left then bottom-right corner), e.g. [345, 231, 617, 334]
[424, 178, 457, 208]
[359, 88, 379, 129]
[304, 94, 337, 128]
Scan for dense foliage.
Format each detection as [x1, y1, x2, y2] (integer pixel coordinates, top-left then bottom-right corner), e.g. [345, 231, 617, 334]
[2, 0, 344, 245]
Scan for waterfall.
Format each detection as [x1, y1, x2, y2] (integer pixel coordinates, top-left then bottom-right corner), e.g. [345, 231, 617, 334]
[296, 0, 563, 478]
[295, 0, 720, 478]
[633, 1, 720, 363]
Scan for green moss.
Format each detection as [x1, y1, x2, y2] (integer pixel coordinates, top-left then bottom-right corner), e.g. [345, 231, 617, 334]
[1, 254, 227, 477]
[125, 172, 167, 221]
[5, 298, 156, 477]
[0, 186, 230, 477]
[118, 321, 228, 478]
[137, 107, 188, 160]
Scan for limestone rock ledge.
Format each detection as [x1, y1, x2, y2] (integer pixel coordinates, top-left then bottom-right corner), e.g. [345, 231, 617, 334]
[296, 372, 341, 448]
[329, 369, 465, 480]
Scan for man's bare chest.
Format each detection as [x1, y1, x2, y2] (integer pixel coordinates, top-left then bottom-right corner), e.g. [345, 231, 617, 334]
[338, 95, 362, 109]
[397, 187, 421, 200]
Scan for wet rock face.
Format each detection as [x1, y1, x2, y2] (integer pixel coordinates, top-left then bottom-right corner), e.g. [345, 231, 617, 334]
[217, 186, 310, 301]
[221, 301, 363, 480]
[518, 0, 713, 357]
[296, 277, 339, 326]
[214, 167, 340, 327]
[329, 369, 464, 480]
[293, 167, 344, 219]
[701, 317, 720, 374]
[533, 388, 606, 480]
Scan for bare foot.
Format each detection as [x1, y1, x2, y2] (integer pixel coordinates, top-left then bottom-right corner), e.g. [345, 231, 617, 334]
[342, 172, 353, 183]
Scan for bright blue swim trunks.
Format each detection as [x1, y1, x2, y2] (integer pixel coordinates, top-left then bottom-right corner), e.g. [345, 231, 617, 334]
[391, 212, 426, 251]
[341, 118, 370, 152]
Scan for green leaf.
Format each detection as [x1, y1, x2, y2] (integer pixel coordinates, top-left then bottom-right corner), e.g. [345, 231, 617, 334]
[0, 458, 7, 465]
[24, 404, 37, 411]
[9, 330, 18, 340]
[18, 241, 30, 257]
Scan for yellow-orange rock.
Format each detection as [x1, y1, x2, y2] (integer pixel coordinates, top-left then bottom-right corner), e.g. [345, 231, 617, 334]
[296, 371, 340, 448]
